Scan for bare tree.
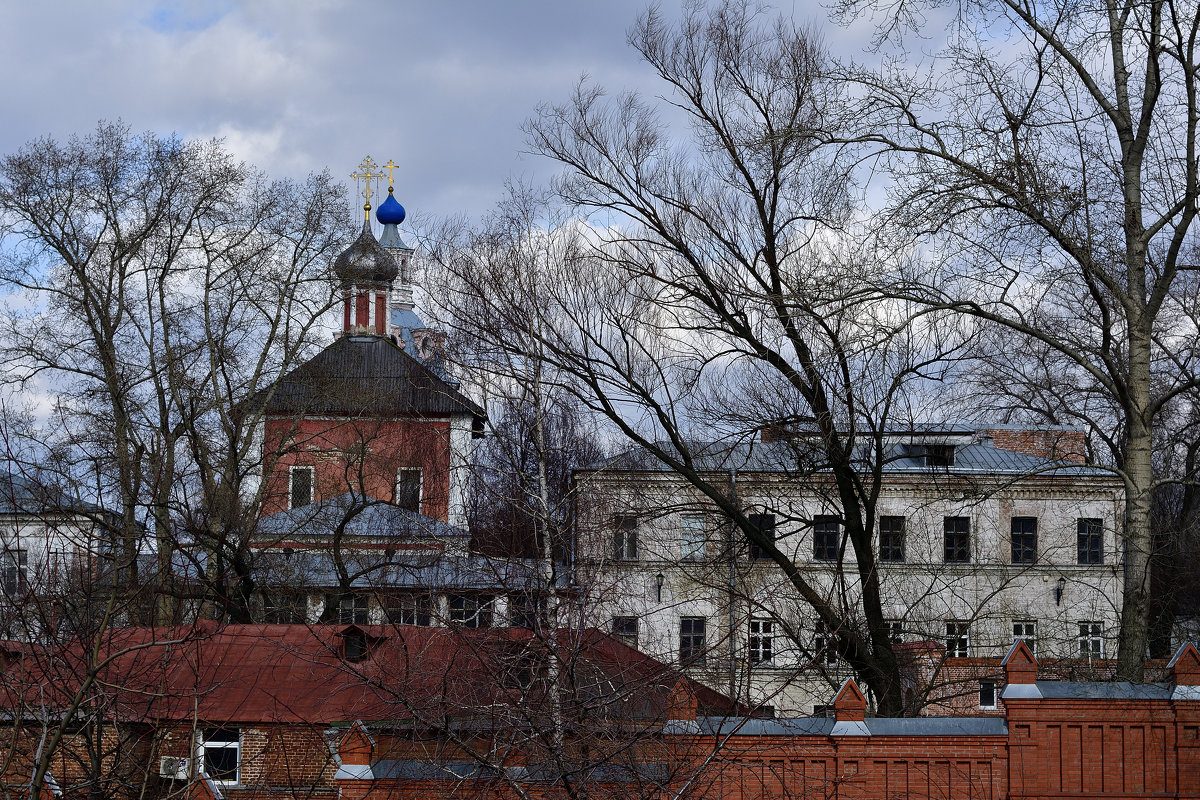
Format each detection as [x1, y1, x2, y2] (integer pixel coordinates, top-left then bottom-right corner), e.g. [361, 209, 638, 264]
[421, 1, 977, 713]
[0, 121, 351, 623]
[837, 0, 1200, 677]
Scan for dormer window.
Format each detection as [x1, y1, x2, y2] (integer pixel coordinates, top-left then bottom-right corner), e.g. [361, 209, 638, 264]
[905, 443, 956, 467]
[925, 444, 955, 467]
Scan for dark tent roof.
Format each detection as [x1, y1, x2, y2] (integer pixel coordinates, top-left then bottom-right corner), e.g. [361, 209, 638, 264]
[263, 335, 484, 419]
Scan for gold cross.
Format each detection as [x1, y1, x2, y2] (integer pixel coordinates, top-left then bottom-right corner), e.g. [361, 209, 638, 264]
[350, 155, 386, 220]
[383, 159, 400, 189]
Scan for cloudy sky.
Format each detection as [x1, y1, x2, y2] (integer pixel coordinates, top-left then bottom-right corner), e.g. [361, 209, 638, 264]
[0, 1, 863, 223]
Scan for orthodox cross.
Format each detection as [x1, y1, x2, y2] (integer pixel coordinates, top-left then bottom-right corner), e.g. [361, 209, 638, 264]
[383, 159, 400, 190]
[350, 156, 386, 220]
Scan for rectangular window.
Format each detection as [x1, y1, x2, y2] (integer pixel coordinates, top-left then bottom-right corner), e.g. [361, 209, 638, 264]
[395, 468, 422, 512]
[748, 618, 774, 666]
[679, 616, 707, 665]
[449, 595, 494, 628]
[289, 466, 314, 509]
[879, 516, 906, 563]
[925, 444, 955, 467]
[612, 616, 639, 649]
[262, 589, 306, 624]
[979, 680, 997, 710]
[885, 620, 904, 643]
[1, 549, 28, 595]
[944, 517, 971, 563]
[1011, 517, 1037, 564]
[384, 594, 433, 626]
[946, 621, 970, 657]
[508, 594, 544, 629]
[612, 515, 638, 561]
[1012, 620, 1037, 656]
[338, 594, 369, 625]
[1079, 621, 1104, 660]
[747, 513, 776, 560]
[681, 514, 706, 561]
[814, 620, 838, 665]
[1078, 518, 1103, 564]
[202, 728, 240, 784]
[812, 516, 840, 562]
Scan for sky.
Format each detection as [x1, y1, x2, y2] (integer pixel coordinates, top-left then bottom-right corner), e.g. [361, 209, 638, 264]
[0, 0, 860, 224]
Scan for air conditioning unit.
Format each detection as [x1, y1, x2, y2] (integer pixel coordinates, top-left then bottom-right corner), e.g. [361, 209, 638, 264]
[159, 756, 190, 780]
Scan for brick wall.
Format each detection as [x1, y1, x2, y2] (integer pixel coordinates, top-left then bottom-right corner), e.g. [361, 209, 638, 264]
[983, 427, 1088, 463]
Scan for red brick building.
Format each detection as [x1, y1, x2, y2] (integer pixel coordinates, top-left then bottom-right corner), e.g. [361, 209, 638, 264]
[337, 640, 1200, 800]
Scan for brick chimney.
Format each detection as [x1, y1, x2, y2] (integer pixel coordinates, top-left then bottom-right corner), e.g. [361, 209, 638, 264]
[831, 679, 870, 736]
[1169, 641, 1200, 699]
[982, 427, 1087, 464]
[1001, 639, 1042, 699]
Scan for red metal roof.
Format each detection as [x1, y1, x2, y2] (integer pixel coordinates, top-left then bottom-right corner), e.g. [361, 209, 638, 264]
[1, 623, 736, 726]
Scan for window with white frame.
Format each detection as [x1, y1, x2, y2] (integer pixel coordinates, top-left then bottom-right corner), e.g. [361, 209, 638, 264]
[814, 620, 837, 665]
[449, 594, 494, 628]
[945, 621, 970, 657]
[201, 728, 240, 784]
[338, 594, 369, 625]
[885, 620, 905, 643]
[1012, 620, 1037, 656]
[612, 515, 638, 561]
[1, 549, 28, 595]
[681, 514, 706, 561]
[289, 465, 314, 509]
[748, 617, 774, 666]
[978, 680, 998, 709]
[1078, 621, 1104, 659]
[612, 616, 639, 649]
[395, 468, 421, 512]
[383, 594, 433, 626]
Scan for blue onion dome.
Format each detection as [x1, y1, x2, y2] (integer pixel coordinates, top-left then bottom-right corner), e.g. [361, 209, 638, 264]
[376, 187, 406, 225]
[333, 221, 399, 284]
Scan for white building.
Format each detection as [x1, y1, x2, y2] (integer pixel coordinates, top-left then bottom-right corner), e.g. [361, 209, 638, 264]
[0, 472, 113, 638]
[573, 424, 1125, 715]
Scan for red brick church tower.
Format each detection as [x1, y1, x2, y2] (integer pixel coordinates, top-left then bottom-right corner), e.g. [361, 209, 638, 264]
[259, 157, 484, 527]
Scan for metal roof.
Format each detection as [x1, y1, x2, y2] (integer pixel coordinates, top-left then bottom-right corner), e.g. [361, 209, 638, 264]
[0, 472, 105, 517]
[673, 716, 1008, 736]
[256, 493, 469, 541]
[1035, 681, 1173, 700]
[261, 335, 484, 419]
[588, 438, 1109, 478]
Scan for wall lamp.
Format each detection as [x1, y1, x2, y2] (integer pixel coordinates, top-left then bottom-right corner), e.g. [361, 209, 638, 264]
[1055, 576, 1066, 606]
[655, 572, 665, 603]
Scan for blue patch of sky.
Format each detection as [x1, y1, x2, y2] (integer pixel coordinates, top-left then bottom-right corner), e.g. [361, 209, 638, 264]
[143, 0, 234, 33]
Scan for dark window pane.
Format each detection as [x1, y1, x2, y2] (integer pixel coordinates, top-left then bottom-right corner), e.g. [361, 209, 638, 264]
[612, 616, 639, 649]
[290, 467, 313, 508]
[1011, 517, 1037, 564]
[747, 514, 776, 560]
[944, 517, 970, 563]
[1077, 518, 1103, 564]
[813, 516, 840, 562]
[879, 516, 905, 562]
[396, 469, 421, 512]
[680, 616, 706, 665]
[613, 515, 638, 560]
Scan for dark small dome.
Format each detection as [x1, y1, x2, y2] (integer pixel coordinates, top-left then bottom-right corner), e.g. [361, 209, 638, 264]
[376, 189, 406, 225]
[333, 221, 398, 285]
